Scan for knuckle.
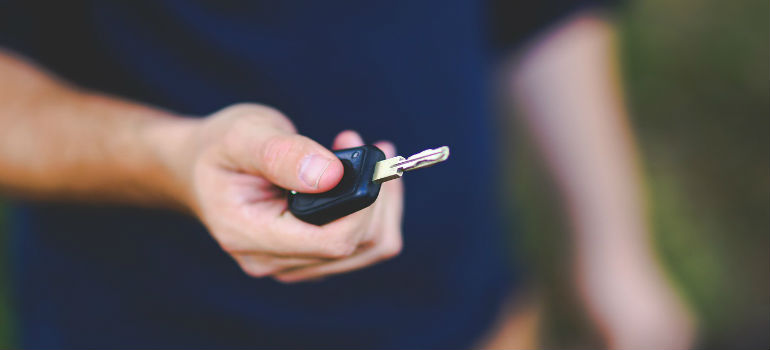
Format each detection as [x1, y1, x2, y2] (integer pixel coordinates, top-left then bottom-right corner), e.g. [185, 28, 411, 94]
[256, 106, 289, 123]
[224, 103, 272, 116]
[216, 103, 266, 121]
[244, 105, 294, 130]
[228, 102, 262, 112]
[241, 263, 276, 278]
[322, 241, 356, 258]
[381, 235, 403, 259]
[219, 240, 238, 254]
[215, 234, 242, 254]
[218, 103, 294, 131]
[274, 275, 302, 284]
[213, 227, 265, 256]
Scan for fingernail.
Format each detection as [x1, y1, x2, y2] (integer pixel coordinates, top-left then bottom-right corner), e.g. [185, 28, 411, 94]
[299, 154, 331, 188]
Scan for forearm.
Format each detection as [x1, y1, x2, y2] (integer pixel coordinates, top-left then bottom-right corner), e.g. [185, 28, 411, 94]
[0, 50, 403, 282]
[508, 12, 694, 348]
[0, 50, 198, 208]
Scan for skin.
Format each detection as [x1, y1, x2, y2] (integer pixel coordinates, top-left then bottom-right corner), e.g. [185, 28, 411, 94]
[0, 9, 694, 349]
[0, 52, 404, 283]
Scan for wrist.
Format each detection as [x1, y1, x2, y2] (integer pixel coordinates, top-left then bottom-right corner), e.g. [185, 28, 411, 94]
[139, 113, 204, 213]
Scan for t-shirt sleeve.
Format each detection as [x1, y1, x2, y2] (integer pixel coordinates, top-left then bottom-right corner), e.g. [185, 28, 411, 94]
[489, 0, 621, 55]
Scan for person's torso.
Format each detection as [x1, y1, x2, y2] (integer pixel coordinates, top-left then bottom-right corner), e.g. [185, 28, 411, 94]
[1, 1, 518, 348]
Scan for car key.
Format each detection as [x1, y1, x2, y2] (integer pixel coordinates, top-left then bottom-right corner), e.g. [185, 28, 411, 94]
[288, 145, 450, 225]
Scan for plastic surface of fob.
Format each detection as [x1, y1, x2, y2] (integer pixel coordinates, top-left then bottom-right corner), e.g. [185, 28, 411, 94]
[289, 145, 386, 225]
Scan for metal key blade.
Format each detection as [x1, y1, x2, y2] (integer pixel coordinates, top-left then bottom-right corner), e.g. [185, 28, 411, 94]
[372, 146, 450, 183]
[395, 146, 450, 172]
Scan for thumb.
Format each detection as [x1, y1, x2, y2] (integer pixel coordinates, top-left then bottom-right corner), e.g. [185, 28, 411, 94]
[229, 127, 343, 193]
[258, 132, 343, 192]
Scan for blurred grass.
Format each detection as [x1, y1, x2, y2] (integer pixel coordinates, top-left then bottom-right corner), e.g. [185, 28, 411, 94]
[0, 0, 767, 348]
[512, 0, 768, 347]
[622, 0, 768, 347]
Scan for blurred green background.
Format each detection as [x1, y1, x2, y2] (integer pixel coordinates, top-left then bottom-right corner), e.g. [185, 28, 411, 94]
[0, 0, 766, 348]
[510, 0, 769, 348]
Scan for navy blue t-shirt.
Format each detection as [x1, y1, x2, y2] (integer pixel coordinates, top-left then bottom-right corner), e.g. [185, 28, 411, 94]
[0, 1, 604, 348]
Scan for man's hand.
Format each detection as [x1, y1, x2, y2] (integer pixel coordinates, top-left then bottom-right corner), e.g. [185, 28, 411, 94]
[0, 51, 403, 283]
[174, 104, 404, 282]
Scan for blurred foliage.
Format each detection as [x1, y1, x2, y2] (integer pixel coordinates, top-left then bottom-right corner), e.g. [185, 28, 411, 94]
[511, 0, 768, 348]
[622, 0, 768, 346]
[0, 0, 767, 348]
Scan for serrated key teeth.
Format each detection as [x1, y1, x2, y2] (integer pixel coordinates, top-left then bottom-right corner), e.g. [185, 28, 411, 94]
[398, 146, 450, 171]
[432, 146, 450, 161]
[371, 146, 450, 183]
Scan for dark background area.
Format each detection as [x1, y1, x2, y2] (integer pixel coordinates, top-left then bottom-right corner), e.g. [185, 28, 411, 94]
[0, 0, 767, 347]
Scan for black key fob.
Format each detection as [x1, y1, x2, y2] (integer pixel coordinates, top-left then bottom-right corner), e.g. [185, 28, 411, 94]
[288, 145, 386, 225]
